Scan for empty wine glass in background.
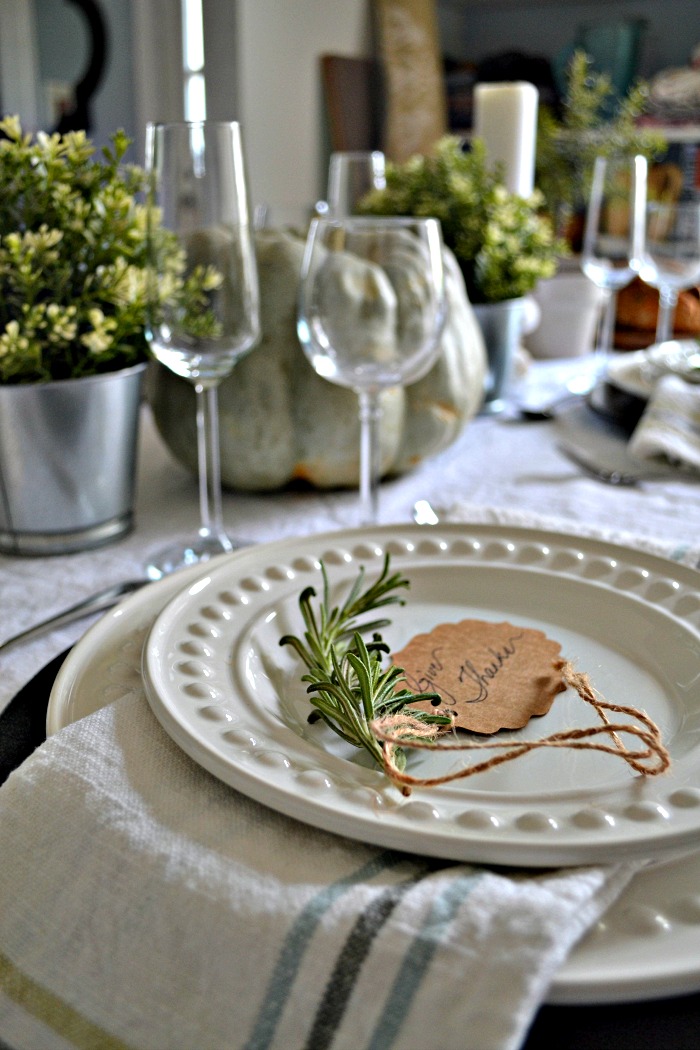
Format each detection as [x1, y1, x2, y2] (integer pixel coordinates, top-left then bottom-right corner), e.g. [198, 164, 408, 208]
[580, 153, 642, 368]
[637, 197, 700, 345]
[145, 121, 260, 578]
[326, 151, 386, 217]
[297, 217, 446, 525]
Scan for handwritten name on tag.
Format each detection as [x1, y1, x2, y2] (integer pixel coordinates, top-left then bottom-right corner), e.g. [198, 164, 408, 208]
[393, 619, 566, 734]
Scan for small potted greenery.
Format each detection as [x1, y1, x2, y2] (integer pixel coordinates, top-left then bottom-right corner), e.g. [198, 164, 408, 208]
[359, 135, 562, 306]
[0, 118, 151, 384]
[0, 117, 212, 554]
[359, 135, 564, 407]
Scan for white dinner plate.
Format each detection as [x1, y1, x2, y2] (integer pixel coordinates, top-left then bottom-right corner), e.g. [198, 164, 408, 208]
[48, 523, 700, 1004]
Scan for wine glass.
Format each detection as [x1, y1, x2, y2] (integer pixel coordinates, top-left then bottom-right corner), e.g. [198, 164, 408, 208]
[637, 198, 700, 345]
[297, 216, 446, 525]
[326, 151, 386, 217]
[145, 121, 260, 578]
[580, 153, 641, 368]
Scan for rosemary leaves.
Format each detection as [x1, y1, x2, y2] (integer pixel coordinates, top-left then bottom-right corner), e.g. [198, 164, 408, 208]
[279, 554, 450, 772]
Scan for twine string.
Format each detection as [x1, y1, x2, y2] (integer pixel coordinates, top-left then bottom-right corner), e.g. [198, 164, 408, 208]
[370, 661, 671, 795]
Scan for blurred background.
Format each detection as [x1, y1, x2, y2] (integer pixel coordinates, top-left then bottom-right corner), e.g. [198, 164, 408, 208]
[3, 0, 699, 208]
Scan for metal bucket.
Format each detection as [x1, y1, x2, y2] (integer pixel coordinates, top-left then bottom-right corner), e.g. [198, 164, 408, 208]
[0, 363, 146, 555]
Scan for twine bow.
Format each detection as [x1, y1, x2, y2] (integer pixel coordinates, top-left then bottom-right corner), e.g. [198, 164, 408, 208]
[370, 661, 670, 796]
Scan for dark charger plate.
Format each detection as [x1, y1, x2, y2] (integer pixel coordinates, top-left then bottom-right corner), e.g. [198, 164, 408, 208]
[587, 380, 648, 436]
[0, 648, 70, 786]
[589, 340, 700, 435]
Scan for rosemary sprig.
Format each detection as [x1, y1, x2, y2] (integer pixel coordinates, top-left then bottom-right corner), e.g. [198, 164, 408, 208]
[280, 555, 451, 772]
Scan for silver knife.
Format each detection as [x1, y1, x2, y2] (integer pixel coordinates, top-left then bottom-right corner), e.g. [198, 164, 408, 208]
[0, 579, 149, 655]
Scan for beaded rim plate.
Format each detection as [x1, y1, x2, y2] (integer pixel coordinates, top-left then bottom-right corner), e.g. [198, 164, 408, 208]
[140, 523, 700, 869]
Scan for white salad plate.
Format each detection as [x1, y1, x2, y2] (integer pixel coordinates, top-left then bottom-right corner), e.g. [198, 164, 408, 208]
[141, 523, 700, 868]
[48, 523, 700, 1003]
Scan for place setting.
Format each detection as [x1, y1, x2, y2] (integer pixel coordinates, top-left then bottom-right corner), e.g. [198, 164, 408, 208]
[503, 151, 700, 494]
[1, 441, 697, 1036]
[584, 160, 700, 467]
[8, 514, 700, 1029]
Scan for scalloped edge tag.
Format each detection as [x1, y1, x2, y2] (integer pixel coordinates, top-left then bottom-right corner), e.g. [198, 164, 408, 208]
[393, 619, 566, 734]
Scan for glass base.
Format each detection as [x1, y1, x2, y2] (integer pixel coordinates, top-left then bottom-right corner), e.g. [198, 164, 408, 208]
[145, 531, 251, 581]
[480, 396, 507, 416]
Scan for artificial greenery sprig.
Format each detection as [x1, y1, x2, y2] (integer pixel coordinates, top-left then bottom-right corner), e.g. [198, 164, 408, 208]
[0, 116, 222, 384]
[358, 136, 563, 304]
[536, 50, 665, 236]
[280, 556, 451, 773]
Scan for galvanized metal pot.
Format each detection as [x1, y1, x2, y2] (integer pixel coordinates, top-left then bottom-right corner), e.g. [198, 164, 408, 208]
[473, 298, 527, 414]
[0, 363, 146, 555]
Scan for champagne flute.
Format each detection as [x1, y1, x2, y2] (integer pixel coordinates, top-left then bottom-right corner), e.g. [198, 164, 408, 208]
[637, 198, 700, 345]
[297, 216, 446, 525]
[580, 153, 640, 367]
[145, 121, 260, 578]
[326, 151, 386, 217]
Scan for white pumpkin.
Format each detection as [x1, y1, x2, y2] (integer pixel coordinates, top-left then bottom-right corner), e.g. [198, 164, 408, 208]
[147, 227, 486, 491]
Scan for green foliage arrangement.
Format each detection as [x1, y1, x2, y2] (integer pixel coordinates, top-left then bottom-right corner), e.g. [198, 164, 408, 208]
[0, 117, 219, 384]
[358, 136, 563, 304]
[536, 50, 666, 236]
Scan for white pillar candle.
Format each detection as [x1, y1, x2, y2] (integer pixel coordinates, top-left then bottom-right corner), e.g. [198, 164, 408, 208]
[473, 82, 539, 198]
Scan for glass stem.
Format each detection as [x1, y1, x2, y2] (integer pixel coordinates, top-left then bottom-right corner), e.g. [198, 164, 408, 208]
[597, 289, 617, 354]
[195, 381, 232, 550]
[656, 288, 677, 344]
[357, 389, 382, 526]
[590, 288, 618, 383]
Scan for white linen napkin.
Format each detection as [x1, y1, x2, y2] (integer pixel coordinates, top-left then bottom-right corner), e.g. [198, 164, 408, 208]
[1, 507, 696, 1050]
[0, 694, 638, 1050]
[629, 373, 700, 472]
